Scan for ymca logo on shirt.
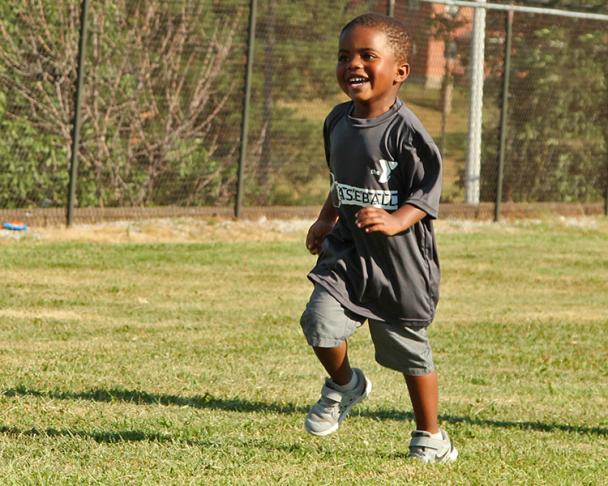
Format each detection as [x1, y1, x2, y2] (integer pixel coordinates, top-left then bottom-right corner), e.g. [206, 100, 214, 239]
[330, 172, 398, 210]
[370, 159, 398, 183]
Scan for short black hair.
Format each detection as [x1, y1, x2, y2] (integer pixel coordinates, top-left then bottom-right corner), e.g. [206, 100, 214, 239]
[340, 13, 411, 64]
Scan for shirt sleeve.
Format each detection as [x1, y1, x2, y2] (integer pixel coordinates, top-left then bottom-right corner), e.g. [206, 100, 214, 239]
[323, 102, 351, 169]
[401, 134, 443, 219]
[323, 116, 331, 168]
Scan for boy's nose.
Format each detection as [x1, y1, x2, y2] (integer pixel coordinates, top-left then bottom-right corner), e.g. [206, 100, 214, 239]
[348, 56, 363, 69]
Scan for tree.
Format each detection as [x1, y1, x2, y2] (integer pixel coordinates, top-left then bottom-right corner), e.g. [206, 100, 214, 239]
[481, 8, 608, 202]
[0, 0, 245, 208]
[0, 1, 76, 208]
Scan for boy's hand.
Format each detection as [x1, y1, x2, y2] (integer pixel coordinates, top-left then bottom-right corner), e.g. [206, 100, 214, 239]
[356, 204, 427, 236]
[306, 219, 335, 255]
[355, 207, 403, 236]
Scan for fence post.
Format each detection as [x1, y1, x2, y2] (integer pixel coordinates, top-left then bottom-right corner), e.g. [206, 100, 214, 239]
[387, 0, 395, 17]
[66, 0, 89, 227]
[235, 0, 257, 218]
[605, 141, 608, 215]
[495, 9, 513, 222]
[465, 0, 486, 204]
[605, 174, 608, 216]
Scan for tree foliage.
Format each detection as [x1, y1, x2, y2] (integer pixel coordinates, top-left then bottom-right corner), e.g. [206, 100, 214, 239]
[0, 0, 379, 208]
[481, 9, 608, 202]
[0, 0, 246, 208]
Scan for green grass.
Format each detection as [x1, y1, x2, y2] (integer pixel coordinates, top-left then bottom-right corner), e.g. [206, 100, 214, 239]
[0, 219, 607, 484]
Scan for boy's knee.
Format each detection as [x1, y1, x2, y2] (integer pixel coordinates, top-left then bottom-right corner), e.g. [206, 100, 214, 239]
[300, 307, 343, 348]
[299, 306, 316, 339]
[300, 285, 362, 348]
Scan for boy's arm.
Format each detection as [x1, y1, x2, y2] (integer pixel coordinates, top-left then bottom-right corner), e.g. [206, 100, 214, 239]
[317, 191, 339, 224]
[355, 204, 426, 236]
[306, 191, 339, 255]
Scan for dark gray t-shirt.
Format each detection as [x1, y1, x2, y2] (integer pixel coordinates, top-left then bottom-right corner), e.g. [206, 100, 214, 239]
[308, 99, 442, 327]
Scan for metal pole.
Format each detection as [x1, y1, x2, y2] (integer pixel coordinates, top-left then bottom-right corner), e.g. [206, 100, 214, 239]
[387, 0, 395, 17]
[494, 9, 513, 222]
[235, 0, 257, 218]
[66, 0, 89, 227]
[605, 172, 608, 216]
[605, 60, 608, 215]
[465, 0, 486, 204]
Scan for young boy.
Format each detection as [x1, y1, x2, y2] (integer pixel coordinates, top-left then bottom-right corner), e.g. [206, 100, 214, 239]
[300, 13, 457, 464]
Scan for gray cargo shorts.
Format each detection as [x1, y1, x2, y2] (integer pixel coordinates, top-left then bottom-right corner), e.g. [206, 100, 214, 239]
[300, 284, 434, 376]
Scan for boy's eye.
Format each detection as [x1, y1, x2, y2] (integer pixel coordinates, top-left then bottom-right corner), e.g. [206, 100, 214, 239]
[338, 54, 349, 62]
[362, 52, 377, 61]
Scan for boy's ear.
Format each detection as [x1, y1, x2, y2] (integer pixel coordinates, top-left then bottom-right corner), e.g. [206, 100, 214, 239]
[395, 63, 410, 84]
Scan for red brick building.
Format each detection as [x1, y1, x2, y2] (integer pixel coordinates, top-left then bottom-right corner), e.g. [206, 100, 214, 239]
[392, 1, 473, 88]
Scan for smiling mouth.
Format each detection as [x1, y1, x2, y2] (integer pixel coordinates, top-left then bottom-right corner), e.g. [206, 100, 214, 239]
[347, 76, 369, 87]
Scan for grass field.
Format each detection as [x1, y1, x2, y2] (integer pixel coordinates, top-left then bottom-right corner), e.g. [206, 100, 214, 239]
[0, 217, 607, 484]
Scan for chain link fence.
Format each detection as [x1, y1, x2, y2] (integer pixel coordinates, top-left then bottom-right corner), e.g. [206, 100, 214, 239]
[482, 4, 607, 205]
[0, 0, 607, 225]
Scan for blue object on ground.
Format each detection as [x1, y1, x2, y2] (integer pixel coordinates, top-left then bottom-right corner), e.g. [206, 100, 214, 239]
[2, 222, 28, 231]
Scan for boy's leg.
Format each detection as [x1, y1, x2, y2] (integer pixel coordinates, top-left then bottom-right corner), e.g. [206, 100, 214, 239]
[313, 341, 352, 386]
[367, 321, 439, 432]
[404, 371, 439, 433]
[368, 320, 457, 463]
[300, 285, 371, 436]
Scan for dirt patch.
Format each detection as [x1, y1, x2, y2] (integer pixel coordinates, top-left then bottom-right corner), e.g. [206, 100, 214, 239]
[1, 215, 605, 244]
[1, 217, 312, 244]
[0, 309, 83, 321]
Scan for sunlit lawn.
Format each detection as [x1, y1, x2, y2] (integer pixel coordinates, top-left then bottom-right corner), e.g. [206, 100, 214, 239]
[0, 217, 606, 484]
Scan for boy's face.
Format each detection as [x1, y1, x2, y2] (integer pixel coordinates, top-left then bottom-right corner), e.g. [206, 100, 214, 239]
[337, 25, 409, 115]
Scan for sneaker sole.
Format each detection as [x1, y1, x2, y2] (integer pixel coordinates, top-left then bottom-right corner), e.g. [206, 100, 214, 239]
[305, 421, 339, 437]
[306, 376, 372, 437]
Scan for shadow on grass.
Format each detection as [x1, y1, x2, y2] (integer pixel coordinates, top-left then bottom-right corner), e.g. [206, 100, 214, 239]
[3, 385, 307, 414]
[4, 386, 606, 437]
[0, 425, 188, 445]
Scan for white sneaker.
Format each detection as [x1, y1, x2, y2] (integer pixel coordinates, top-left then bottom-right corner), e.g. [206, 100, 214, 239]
[304, 368, 372, 436]
[408, 428, 458, 464]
